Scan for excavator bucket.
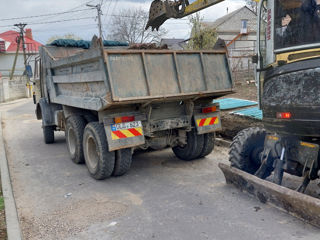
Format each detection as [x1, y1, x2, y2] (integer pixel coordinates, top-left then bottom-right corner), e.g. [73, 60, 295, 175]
[218, 163, 320, 228]
[146, 0, 170, 31]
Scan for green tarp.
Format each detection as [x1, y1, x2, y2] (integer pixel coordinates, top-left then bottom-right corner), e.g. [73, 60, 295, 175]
[50, 39, 129, 49]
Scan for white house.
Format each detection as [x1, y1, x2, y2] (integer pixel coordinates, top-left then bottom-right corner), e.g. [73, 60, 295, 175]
[203, 6, 257, 82]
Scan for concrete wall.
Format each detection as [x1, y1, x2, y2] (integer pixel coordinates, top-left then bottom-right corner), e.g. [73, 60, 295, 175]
[0, 76, 29, 103]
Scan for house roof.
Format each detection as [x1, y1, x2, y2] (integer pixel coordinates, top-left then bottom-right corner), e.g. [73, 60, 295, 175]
[202, 6, 256, 29]
[0, 30, 42, 53]
[161, 38, 186, 45]
[160, 38, 187, 50]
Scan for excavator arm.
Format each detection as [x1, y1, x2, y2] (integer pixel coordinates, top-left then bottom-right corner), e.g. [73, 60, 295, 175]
[146, 0, 225, 30]
[146, 0, 259, 30]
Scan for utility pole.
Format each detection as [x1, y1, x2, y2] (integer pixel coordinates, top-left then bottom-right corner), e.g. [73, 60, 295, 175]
[87, 3, 103, 39]
[10, 23, 27, 80]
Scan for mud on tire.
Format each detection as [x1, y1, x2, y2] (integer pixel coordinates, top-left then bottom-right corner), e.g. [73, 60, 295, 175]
[172, 128, 204, 161]
[65, 116, 87, 164]
[229, 127, 271, 177]
[83, 122, 115, 180]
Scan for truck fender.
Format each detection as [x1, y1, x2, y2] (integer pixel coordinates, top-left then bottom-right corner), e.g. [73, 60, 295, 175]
[36, 98, 62, 127]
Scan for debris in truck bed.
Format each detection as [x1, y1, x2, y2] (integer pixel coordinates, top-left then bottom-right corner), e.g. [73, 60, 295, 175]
[50, 39, 129, 49]
[129, 43, 168, 49]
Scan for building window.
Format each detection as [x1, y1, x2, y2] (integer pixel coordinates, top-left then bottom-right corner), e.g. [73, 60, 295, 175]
[0, 41, 5, 53]
[241, 19, 248, 34]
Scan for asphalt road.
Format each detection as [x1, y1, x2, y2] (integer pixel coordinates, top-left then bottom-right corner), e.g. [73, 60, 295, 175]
[1, 99, 319, 240]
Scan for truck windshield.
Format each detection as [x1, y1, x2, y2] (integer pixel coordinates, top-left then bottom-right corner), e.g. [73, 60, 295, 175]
[275, 0, 320, 49]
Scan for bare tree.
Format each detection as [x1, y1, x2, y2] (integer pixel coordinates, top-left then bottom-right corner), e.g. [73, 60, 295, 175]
[108, 8, 167, 44]
[245, 0, 258, 14]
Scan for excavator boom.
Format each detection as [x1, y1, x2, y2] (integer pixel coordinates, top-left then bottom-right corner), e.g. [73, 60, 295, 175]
[146, 0, 225, 30]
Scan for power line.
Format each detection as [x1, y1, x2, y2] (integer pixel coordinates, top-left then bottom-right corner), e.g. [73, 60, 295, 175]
[0, 9, 94, 22]
[0, 17, 95, 28]
[68, 0, 98, 11]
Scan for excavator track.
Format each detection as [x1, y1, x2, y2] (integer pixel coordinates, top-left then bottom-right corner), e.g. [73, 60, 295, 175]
[219, 163, 320, 228]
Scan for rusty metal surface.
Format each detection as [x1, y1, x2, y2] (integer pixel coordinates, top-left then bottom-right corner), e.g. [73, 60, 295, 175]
[145, 0, 172, 31]
[218, 163, 320, 228]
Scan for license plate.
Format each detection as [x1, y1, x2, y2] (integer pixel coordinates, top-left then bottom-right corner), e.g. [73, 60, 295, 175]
[111, 121, 142, 131]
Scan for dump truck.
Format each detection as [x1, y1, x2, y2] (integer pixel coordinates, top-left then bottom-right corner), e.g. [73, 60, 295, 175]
[146, 0, 320, 227]
[35, 37, 233, 180]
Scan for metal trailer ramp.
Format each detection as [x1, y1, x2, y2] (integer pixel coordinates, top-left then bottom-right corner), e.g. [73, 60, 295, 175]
[218, 163, 320, 228]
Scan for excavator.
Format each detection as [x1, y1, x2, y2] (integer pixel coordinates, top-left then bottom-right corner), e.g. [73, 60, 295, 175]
[147, 0, 320, 227]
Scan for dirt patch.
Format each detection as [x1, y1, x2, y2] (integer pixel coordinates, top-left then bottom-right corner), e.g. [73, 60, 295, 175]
[20, 198, 128, 240]
[218, 112, 263, 140]
[228, 82, 258, 101]
[218, 83, 262, 140]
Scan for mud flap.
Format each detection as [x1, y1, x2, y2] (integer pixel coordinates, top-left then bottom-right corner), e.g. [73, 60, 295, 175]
[194, 111, 222, 134]
[219, 163, 320, 228]
[104, 121, 145, 151]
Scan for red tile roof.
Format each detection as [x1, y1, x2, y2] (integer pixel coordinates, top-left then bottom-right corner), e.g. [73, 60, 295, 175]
[0, 30, 42, 53]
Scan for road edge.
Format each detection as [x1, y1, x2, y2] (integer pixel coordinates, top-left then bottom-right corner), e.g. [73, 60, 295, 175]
[0, 112, 22, 240]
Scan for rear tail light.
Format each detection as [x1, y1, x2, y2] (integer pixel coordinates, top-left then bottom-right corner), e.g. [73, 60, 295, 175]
[115, 116, 135, 123]
[202, 106, 217, 114]
[276, 112, 292, 119]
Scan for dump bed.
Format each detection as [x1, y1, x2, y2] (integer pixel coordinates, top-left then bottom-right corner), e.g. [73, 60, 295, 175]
[40, 44, 233, 111]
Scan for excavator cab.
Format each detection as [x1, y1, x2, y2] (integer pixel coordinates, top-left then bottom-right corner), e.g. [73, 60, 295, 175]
[227, 0, 320, 223]
[257, 0, 320, 136]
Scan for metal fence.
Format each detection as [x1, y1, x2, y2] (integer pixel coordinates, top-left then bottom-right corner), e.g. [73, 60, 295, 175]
[227, 40, 255, 83]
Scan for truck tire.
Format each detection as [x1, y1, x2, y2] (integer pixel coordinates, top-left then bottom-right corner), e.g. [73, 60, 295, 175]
[198, 133, 215, 158]
[113, 148, 132, 177]
[229, 127, 272, 178]
[172, 128, 204, 161]
[83, 122, 115, 180]
[84, 114, 98, 123]
[43, 126, 54, 144]
[65, 116, 87, 164]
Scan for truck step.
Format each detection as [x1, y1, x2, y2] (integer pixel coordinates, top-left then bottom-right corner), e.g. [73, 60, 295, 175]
[218, 163, 320, 228]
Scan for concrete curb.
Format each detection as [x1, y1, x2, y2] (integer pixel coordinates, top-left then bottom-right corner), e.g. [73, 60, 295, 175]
[215, 138, 231, 148]
[0, 112, 22, 240]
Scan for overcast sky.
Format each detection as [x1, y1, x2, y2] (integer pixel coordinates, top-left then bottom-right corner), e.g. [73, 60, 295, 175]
[0, 0, 246, 43]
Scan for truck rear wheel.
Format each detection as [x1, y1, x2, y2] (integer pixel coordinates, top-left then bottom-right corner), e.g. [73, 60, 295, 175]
[172, 128, 204, 161]
[113, 148, 132, 177]
[198, 133, 214, 158]
[43, 126, 54, 144]
[83, 122, 115, 180]
[229, 127, 272, 178]
[65, 116, 87, 164]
